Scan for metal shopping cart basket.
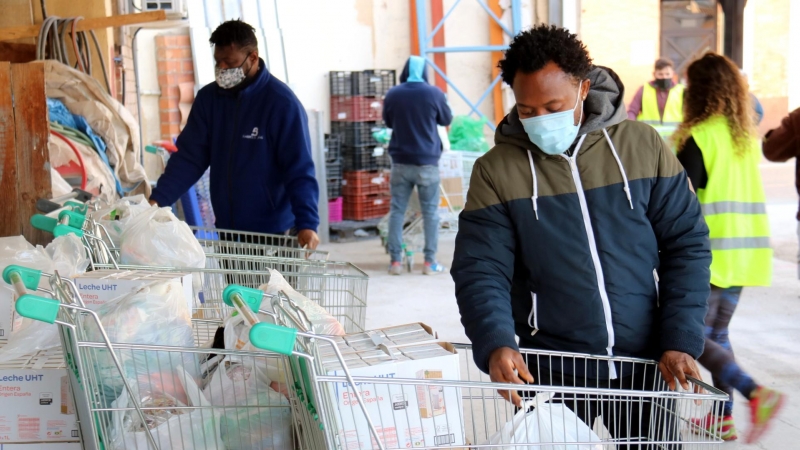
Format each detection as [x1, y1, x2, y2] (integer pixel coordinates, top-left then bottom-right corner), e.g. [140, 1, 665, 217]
[5, 266, 308, 450]
[220, 286, 729, 449]
[29, 210, 368, 333]
[378, 185, 459, 272]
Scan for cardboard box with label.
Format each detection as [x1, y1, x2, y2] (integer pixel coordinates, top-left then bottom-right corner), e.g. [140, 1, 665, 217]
[73, 270, 194, 312]
[440, 178, 464, 210]
[322, 341, 464, 449]
[0, 368, 79, 443]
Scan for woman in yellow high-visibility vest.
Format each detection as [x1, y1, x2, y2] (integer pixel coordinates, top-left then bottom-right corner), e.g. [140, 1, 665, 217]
[674, 52, 784, 444]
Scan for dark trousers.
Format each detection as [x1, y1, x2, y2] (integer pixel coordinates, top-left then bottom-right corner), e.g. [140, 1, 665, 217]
[697, 286, 754, 416]
[523, 367, 681, 449]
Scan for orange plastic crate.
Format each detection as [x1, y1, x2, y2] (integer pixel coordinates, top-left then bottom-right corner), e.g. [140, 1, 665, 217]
[343, 194, 391, 220]
[342, 170, 390, 196]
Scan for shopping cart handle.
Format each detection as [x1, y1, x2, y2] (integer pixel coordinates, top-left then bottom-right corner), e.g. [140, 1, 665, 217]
[15, 294, 60, 324]
[36, 199, 62, 214]
[64, 201, 88, 214]
[249, 322, 297, 356]
[58, 210, 86, 229]
[2, 265, 42, 290]
[31, 214, 58, 232]
[72, 188, 92, 202]
[222, 284, 262, 312]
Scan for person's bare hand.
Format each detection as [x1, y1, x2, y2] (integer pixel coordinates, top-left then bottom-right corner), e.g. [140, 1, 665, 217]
[297, 229, 320, 250]
[148, 199, 158, 206]
[659, 350, 702, 393]
[488, 347, 534, 407]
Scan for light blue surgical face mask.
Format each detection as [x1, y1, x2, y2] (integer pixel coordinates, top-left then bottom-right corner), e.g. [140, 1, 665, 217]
[519, 84, 584, 155]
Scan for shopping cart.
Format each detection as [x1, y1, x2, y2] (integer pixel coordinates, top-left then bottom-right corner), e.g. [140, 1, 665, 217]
[224, 289, 729, 449]
[7, 266, 303, 450]
[29, 211, 368, 332]
[378, 185, 459, 272]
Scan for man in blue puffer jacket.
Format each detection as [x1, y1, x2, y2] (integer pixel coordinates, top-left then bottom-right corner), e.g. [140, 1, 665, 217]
[149, 20, 320, 248]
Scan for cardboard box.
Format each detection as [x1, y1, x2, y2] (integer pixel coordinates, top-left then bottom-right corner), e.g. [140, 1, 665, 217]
[323, 342, 464, 449]
[72, 270, 193, 312]
[439, 152, 463, 179]
[440, 177, 464, 210]
[0, 444, 81, 449]
[0, 369, 79, 443]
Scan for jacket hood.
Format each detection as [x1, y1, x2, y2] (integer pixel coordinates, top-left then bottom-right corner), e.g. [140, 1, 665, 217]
[497, 65, 627, 148]
[399, 56, 429, 83]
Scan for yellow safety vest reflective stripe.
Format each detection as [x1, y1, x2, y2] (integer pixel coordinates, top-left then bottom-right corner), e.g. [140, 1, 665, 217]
[637, 83, 684, 140]
[692, 115, 772, 288]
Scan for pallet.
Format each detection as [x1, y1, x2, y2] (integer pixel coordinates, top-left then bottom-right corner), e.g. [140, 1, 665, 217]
[329, 218, 383, 242]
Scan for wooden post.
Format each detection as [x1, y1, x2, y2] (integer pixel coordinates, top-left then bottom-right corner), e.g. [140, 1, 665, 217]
[0, 62, 20, 239]
[489, 1, 505, 125]
[11, 62, 51, 246]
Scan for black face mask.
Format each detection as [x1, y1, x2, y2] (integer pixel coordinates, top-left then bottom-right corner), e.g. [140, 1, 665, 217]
[655, 78, 674, 90]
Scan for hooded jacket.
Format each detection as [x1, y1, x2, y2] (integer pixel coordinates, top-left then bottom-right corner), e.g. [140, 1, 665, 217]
[452, 66, 711, 376]
[149, 59, 319, 234]
[383, 56, 453, 166]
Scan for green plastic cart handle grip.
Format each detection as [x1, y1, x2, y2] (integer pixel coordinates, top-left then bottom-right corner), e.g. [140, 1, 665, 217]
[249, 322, 297, 356]
[16, 294, 60, 324]
[2, 265, 42, 290]
[54, 224, 84, 238]
[31, 214, 58, 232]
[222, 284, 263, 312]
[58, 210, 86, 229]
[64, 201, 88, 214]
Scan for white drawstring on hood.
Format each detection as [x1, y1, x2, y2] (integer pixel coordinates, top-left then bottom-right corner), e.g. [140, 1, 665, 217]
[526, 128, 634, 220]
[526, 150, 539, 220]
[603, 128, 634, 210]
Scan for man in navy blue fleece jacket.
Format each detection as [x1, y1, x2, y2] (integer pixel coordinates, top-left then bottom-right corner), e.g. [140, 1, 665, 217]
[149, 20, 320, 248]
[383, 56, 453, 275]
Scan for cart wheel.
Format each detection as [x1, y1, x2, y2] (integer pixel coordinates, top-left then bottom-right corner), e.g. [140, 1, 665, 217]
[405, 251, 414, 273]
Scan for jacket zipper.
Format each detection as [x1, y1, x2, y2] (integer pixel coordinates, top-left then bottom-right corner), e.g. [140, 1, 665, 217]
[226, 96, 242, 229]
[653, 268, 660, 307]
[561, 136, 618, 379]
[528, 292, 539, 336]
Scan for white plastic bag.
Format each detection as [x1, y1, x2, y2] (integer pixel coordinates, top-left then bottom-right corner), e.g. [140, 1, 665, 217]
[258, 269, 345, 336]
[203, 358, 293, 450]
[87, 280, 199, 404]
[119, 205, 204, 268]
[0, 235, 89, 362]
[486, 394, 604, 450]
[119, 205, 205, 291]
[110, 366, 223, 450]
[89, 194, 150, 246]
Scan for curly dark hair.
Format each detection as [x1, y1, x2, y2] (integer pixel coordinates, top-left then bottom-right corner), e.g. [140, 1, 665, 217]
[673, 52, 756, 156]
[499, 25, 593, 86]
[209, 19, 258, 51]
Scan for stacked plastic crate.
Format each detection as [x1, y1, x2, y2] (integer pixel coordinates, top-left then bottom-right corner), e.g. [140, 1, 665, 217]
[325, 134, 343, 223]
[329, 69, 396, 220]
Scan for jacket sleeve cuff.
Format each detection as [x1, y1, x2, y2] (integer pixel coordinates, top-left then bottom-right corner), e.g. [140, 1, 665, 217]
[294, 221, 319, 232]
[661, 329, 705, 359]
[148, 191, 168, 207]
[472, 331, 519, 374]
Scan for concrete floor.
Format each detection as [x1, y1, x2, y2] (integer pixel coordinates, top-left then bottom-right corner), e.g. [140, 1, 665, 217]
[320, 160, 799, 449]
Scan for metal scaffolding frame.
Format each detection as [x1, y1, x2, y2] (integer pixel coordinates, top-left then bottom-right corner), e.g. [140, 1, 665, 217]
[415, 0, 523, 131]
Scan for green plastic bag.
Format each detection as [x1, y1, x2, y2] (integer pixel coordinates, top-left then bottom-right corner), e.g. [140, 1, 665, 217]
[448, 115, 489, 152]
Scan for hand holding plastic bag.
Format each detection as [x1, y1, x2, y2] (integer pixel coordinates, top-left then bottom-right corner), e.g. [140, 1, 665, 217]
[486, 394, 605, 450]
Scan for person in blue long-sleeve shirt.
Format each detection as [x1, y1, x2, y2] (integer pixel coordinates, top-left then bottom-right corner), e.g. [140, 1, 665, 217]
[149, 20, 320, 248]
[383, 56, 453, 275]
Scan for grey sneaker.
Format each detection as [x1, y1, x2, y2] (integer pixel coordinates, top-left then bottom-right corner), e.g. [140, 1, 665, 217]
[423, 262, 446, 275]
[388, 262, 403, 275]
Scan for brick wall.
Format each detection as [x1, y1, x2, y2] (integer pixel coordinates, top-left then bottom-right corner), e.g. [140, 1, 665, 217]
[579, 0, 661, 106]
[112, 32, 139, 120]
[155, 35, 195, 139]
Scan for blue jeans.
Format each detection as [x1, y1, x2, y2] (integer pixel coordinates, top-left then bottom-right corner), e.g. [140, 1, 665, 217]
[388, 164, 440, 264]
